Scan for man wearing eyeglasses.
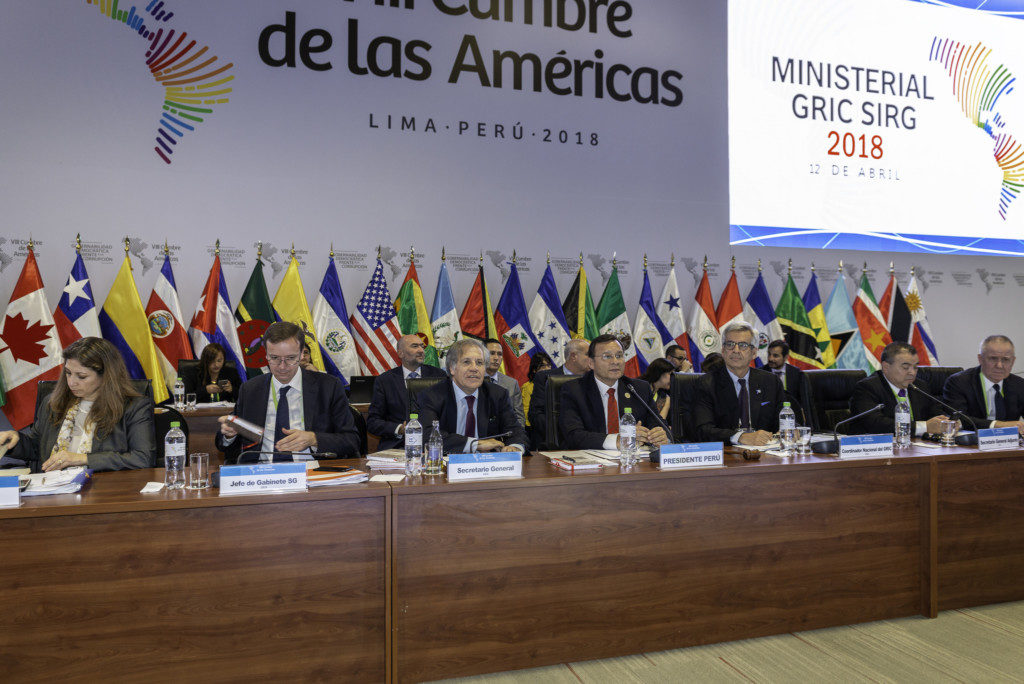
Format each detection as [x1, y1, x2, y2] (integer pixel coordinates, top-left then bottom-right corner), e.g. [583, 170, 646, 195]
[693, 322, 784, 446]
[216, 321, 360, 462]
[943, 335, 1024, 434]
[664, 344, 694, 372]
[559, 334, 670, 450]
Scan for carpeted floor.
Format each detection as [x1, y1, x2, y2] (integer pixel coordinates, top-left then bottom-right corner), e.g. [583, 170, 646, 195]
[436, 601, 1024, 683]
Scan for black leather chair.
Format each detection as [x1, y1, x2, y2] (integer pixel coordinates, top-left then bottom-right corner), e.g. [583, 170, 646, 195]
[347, 375, 376, 404]
[915, 366, 963, 398]
[153, 406, 188, 468]
[407, 376, 446, 417]
[669, 372, 703, 442]
[349, 405, 368, 456]
[804, 369, 866, 433]
[545, 374, 581, 449]
[35, 379, 153, 417]
[177, 358, 240, 395]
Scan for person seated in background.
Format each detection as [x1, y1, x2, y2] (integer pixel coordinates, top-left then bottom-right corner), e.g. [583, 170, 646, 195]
[522, 352, 553, 427]
[849, 341, 952, 437]
[701, 352, 724, 373]
[0, 337, 155, 473]
[765, 340, 813, 427]
[943, 334, 1024, 433]
[664, 343, 694, 372]
[192, 342, 241, 403]
[639, 357, 675, 422]
[299, 335, 316, 371]
[366, 334, 447, 451]
[693, 323, 783, 446]
[559, 334, 669, 450]
[483, 338, 526, 426]
[527, 338, 591, 447]
[216, 321, 359, 462]
[416, 339, 527, 453]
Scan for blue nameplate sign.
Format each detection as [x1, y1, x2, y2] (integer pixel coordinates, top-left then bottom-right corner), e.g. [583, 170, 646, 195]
[977, 427, 1019, 451]
[0, 475, 19, 508]
[839, 434, 893, 460]
[448, 452, 523, 482]
[219, 463, 307, 495]
[658, 443, 724, 469]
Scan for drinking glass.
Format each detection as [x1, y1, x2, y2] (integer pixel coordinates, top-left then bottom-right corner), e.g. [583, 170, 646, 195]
[187, 452, 210, 490]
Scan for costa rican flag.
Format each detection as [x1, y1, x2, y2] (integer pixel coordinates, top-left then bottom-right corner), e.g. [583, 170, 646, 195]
[350, 259, 402, 375]
[189, 254, 247, 380]
[146, 253, 194, 391]
[54, 252, 100, 347]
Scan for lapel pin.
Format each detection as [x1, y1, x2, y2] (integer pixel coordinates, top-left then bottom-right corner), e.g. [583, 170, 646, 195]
[624, 392, 631, 399]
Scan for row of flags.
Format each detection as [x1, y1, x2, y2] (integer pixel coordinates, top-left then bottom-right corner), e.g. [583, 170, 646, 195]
[0, 244, 939, 430]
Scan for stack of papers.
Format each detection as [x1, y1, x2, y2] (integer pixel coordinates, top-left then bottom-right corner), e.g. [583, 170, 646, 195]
[21, 467, 91, 497]
[195, 401, 234, 409]
[367, 450, 407, 471]
[307, 468, 369, 487]
[539, 451, 610, 471]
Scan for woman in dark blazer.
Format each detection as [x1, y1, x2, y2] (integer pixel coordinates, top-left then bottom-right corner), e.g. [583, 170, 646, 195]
[192, 342, 241, 403]
[0, 337, 156, 473]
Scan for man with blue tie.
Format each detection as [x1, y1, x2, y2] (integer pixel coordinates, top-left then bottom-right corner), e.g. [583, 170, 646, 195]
[416, 339, 527, 453]
[366, 334, 447, 450]
[216, 321, 359, 462]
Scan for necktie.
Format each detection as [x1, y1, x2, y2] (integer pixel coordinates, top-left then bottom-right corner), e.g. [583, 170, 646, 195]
[738, 378, 750, 429]
[776, 370, 786, 390]
[994, 383, 1006, 421]
[607, 388, 619, 434]
[465, 395, 477, 438]
[273, 386, 291, 462]
[408, 370, 418, 379]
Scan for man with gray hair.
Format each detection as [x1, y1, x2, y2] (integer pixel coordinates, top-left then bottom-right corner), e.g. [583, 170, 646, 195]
[693, 321, 785, 445]
[415, 338, 527, 453]
[527, 338, 592, 448]
[943, 335, 1024, 433]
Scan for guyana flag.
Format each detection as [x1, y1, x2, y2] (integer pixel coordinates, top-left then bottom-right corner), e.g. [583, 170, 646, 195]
[596, 265, 640, 377]
[394, 261, 439, 367]
[234, 258, 275, 373]
[562, 263, 599, 342]
[775, 274, 823, 370]
[459, 264, 498, 342]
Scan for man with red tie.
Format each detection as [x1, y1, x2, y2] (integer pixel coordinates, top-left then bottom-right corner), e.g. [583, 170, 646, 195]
[558, 334, 669, 450]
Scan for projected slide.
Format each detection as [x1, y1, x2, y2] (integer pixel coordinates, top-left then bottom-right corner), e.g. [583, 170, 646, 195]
[729, 0, 1024, 255]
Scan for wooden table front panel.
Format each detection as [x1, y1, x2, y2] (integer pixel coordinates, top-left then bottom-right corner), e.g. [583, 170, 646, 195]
[393, 461, 926, 682]
[938, 455, 1024, 610]
[0, 493, 388, 682]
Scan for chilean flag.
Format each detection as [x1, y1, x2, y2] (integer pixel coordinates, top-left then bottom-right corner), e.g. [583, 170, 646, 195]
[54, 252, 100, 347]
[494, 262, 544, 385]
[146, 253, 194, 391]
[189, 254, 247, 381]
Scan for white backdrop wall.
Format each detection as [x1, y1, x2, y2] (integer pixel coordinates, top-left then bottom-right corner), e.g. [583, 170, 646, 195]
[0, 0, 1020, 371]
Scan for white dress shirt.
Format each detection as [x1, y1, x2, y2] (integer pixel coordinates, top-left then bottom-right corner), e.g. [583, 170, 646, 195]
[260, 371, 312, 461]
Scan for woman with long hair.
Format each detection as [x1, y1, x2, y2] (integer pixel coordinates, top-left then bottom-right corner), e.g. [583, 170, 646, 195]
[0, 337, 156, 472]
[639, 357, 676, 420]
[193, 342, 241, 402]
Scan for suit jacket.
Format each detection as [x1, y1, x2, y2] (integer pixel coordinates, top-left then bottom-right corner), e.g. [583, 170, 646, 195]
[12, 395, 156, 473]
[527, 365, 565, 447]
[189, 364, 242, 403]
[848, 371, 943, 436]
[943, 366, 1024, 429]
[693, 366, 784, 442]
[366, 364, 447, 451]
[488, 372, 525, 427]
[416, 378, 528, 454]
[215, 368, 359, 462]
[769, 365, 815, 429]
[558, 371, 661, 450]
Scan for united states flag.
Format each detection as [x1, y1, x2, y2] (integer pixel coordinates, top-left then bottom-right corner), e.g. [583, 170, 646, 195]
[350, 259, 402, 375]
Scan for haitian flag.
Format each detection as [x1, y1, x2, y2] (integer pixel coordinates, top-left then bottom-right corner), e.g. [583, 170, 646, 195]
[54, 251, 100, 347]
[495, 262, 544, 385]
[189, 254, 247, 381]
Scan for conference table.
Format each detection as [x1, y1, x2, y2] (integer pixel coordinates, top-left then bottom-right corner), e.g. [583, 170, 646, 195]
[3, 443, 1024, 682]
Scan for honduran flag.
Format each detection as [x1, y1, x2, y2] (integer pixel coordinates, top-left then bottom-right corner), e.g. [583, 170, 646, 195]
[633, 267, 673, 373]
[189, 254, 247, 381]
[145, 253, 194, 392]
[528, 263, 571, 367]
[54, 251, 100, 347]
[495, 262, 544, 385]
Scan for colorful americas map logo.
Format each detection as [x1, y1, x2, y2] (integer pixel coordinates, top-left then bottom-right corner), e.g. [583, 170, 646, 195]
[84, 0, 234, 164]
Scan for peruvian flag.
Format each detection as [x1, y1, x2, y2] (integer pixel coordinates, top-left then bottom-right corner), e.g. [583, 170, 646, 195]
[189, 254, 247, 380]
[0, 248, 63, 429]
[715, 271, 745, 333]
[687, 269, 720, 368]
[146, 253, 194, 392]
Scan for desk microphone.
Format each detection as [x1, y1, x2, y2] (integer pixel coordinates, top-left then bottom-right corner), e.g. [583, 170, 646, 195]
[622, 381, 675, 443]
[907, 384, 978, 445]
[811, 403, 884, 454]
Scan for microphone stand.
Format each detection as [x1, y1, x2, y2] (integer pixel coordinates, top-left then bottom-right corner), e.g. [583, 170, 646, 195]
[810, 403, 885, 454]
[908, 383, 978, 444]
[622, 381, 675, 442]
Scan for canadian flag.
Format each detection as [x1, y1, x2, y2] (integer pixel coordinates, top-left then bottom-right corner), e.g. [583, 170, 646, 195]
[0, 248, 63, 429]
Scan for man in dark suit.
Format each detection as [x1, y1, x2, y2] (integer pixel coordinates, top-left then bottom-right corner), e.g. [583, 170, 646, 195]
[527, 338, 591, 447]
[849, 341, 952, 437]
[559, 334, 670, 450]
[366, 334, 447, 450]
[943, 334, 1024, 433]
[217, 321, 359, 462]
[416, 338, 527, 453]
[693, 322, 784, 445]
[664, 343, 693, 372]
[766, 340, 814, 428]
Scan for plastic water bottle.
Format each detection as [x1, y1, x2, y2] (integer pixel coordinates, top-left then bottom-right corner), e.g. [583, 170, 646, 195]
[425, 420, 444, 475]
[618, 407, 637, 467]
[779, 402, 797, 456]
[173, 377, 185, 410]
[164, 421, 186, 490]
[405, 413, 423, 476]
[895, 401, 912, 449]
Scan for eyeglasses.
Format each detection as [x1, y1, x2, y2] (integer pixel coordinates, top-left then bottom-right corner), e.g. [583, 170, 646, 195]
[722, 341, 753, 351]
[598, 353, 625, 361]
[267, 354, 301, 366]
